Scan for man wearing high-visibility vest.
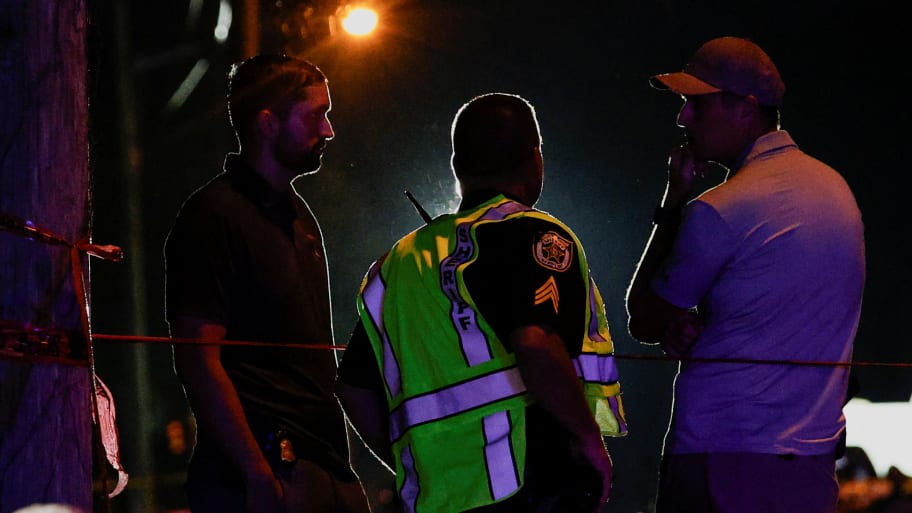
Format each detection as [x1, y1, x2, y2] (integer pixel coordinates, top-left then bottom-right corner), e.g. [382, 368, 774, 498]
[336, 93, 627, 513]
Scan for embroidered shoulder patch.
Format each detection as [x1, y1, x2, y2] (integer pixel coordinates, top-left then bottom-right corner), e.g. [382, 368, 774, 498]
[533, 231, 574, 271]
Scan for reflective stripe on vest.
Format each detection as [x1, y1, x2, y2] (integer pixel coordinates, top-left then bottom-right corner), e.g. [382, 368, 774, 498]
[399, 444, 420, 511]
[483, 411, 520, 500]
[575, 274, 620, 384]
[573, 353, 620, 384]
[361, 261, 402, 398]
[442, 200, 529, 366]
[389, 366, 527, 441]
[587, 275, 607, 342]
[398, 409, 521, 513]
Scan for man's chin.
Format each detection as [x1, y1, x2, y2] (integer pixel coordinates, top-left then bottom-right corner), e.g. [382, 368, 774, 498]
[295, 156, 323, 176]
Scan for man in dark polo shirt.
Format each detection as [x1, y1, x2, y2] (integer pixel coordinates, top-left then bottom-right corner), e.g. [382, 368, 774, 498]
[164, 54, 369, 513]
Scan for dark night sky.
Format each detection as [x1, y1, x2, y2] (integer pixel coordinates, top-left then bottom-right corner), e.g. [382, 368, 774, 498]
[87, 1, 911, 512]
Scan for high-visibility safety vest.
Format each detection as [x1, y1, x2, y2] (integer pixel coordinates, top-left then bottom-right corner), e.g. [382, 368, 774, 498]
[357, 195, 627, 513]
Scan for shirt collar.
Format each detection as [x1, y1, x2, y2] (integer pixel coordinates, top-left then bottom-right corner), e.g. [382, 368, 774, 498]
[223, 153, 289, 207]
[735, 130, 798, 170]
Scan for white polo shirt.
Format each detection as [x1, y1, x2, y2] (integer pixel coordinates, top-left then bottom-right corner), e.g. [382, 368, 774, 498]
[652, 130, 865, 455]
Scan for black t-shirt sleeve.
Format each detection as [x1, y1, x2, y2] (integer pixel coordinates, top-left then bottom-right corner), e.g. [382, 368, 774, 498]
[464, 217, 587, 356]
[336, 317, 384, 390]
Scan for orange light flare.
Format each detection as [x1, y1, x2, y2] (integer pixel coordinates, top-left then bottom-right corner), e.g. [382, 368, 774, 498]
[339, 5, 378, 36]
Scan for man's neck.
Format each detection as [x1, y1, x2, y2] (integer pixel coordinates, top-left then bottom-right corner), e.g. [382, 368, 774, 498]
[458, 188, 529, 211]
[729, 128, 778, 173]
[241, 152, 293, 192]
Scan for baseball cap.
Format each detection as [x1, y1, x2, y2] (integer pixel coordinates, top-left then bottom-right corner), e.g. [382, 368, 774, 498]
[650, 36, 785, 107]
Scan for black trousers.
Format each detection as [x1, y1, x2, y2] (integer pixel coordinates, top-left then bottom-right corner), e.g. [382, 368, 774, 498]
[185, 440, 370, 513]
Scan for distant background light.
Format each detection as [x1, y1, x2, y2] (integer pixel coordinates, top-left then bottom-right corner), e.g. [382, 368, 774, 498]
[167, 59, 210, 112]
[213, 0, 233, 43]
[844, 396, 912, 476]
[341, 7, 378, 36]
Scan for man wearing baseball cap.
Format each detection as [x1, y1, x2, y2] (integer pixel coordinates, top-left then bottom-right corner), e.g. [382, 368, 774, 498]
[626, 37, 865, 512]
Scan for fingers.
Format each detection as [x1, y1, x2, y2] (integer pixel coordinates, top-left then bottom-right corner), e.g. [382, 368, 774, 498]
[664, 145, 702, 205]
[693, 160, 710, 179]
[668, 144, 693, 172]
[662, 310, 703, 359]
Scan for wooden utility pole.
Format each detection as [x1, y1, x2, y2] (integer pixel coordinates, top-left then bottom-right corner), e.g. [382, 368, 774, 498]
[0, 1, 94, 512]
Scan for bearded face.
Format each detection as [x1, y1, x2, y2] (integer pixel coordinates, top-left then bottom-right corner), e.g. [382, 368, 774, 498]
[270, 84, 334, 177]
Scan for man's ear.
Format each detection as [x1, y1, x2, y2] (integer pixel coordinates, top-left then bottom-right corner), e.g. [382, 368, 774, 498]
[739, 94, 761, 120]
[256, 109, 279, 139]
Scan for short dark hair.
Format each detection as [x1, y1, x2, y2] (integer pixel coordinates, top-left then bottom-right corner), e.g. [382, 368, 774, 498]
[227, 54, 326, 147]
[717, 90, 781, 131]
[451, 93, 541, 179]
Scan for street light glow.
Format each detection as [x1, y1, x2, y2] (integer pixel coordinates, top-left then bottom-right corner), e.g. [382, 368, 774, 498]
[213, 0, 232, 43]
[341, 7, 378, 36]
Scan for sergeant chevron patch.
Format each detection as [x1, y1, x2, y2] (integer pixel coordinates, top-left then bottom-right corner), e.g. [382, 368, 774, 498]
[533, 231, 573, 271]
[534, 276, 560, 314]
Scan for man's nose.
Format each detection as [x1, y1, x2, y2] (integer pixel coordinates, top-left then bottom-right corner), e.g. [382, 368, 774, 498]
[322, 118, 335, 140]
[676, 100, 693, 128]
